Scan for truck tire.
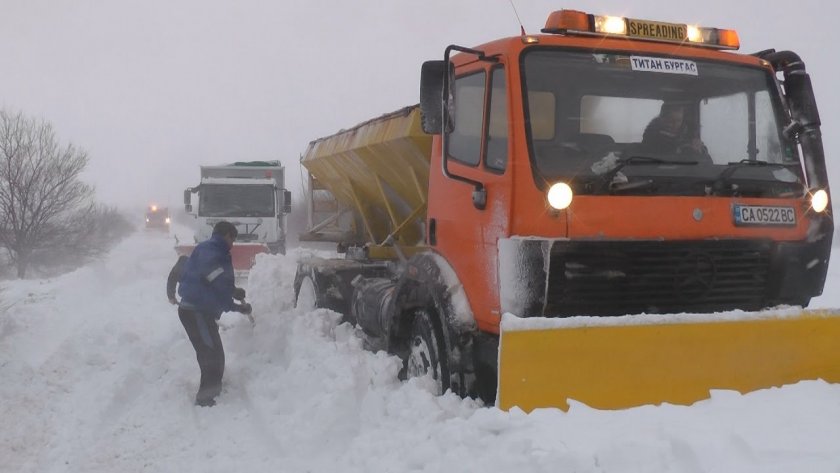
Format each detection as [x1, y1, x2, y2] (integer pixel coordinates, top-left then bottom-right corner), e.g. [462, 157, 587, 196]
[405, 308, 449, 395]
[268, 241, 286, 255]
[293, 261, 358, 318]
[295, 275, 318, 311]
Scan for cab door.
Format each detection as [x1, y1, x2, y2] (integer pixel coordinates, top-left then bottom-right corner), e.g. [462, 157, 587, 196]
[427, 63, 512, 333]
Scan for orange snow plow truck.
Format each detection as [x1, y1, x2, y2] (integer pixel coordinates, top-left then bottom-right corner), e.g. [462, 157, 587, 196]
[295, 10, 839, 412]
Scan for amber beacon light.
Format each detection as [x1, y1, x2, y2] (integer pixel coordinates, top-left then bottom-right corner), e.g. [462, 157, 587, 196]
[542, 9, 740, 50]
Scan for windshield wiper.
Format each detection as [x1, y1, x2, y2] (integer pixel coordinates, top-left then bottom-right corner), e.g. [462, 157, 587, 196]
[712, 159, 801, 194]
[593, 155, 698, 194]
[725, 159, 798, 168]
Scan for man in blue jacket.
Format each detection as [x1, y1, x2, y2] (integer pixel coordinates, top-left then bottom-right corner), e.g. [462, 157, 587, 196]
[175, 220, 252, 407]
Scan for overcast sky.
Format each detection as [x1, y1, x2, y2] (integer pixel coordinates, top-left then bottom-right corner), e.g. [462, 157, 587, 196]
[0, 0, 835, 211]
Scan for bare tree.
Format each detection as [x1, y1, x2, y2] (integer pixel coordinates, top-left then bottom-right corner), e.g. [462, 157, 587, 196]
[25, 204, 135, 276]
[0, 110, 94, 278]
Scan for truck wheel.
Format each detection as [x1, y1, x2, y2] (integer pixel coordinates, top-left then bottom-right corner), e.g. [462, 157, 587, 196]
[295, 275, 318, 311]
[268, 241, 286, 255]
[405, 309, 448, 395]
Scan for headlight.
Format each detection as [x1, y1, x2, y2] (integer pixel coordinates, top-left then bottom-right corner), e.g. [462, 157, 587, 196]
[811, 189, 829, 213]
[547, 182, 573, 210]
[165, 217, 171, 224]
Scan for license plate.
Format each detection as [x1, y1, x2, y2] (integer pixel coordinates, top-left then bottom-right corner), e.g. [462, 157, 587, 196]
[627, 19, 687, 42]
[733, 205, 796, 226]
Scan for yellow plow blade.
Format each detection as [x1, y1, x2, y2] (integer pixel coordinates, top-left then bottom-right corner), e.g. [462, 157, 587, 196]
[497, 310, 840, 412]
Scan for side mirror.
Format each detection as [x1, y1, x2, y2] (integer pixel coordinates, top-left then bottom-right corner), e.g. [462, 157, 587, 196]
[785, 73, 821, 129]
[419, 60, 455, 134]
[282, 189, 292, 214]
[184, 189, 193, 213]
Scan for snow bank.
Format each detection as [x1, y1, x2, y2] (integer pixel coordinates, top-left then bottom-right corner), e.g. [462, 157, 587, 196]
[1, 231, 840, 472]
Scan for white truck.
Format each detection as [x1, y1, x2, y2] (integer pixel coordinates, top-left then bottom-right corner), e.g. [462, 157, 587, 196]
[180, 161, 291, 274]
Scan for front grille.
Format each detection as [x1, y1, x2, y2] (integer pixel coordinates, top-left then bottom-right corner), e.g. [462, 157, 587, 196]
[236, 234, 258, 242]
[544, 240, 772, 316]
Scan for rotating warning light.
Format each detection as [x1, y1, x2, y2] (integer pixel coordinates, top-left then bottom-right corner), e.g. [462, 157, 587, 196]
[594, 15, 627, 35]
[543, 9, 740, 50]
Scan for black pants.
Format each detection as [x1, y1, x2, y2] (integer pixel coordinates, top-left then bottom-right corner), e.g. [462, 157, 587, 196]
[178, 307, 225, 406]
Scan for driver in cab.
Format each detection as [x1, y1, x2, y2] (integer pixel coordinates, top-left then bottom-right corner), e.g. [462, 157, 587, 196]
[642, 101, 711, 162]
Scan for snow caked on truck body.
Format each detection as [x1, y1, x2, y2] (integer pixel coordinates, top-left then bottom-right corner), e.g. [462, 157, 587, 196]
[295, 9, 839, 411]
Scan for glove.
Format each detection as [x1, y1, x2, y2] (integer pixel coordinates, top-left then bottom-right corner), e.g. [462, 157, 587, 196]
[233, 287, 246, 301]
[238, 303, 252, 315]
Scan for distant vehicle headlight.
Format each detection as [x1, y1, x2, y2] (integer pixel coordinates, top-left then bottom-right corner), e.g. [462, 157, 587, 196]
[165, 217, 171, 224]
[811, 189, 829, 213]
[547, 182, 573, 210]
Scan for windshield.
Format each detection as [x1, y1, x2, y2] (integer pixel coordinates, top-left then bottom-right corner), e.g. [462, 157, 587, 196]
[522, 49, 804, 197]
[199, 184, 275, 217]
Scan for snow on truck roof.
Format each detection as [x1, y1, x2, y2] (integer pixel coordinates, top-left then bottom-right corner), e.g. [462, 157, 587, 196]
[200, 177, 277, 185]
[200, 162, 282, 170]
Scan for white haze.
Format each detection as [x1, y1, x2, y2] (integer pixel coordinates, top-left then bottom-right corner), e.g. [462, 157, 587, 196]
[2, 4, 839, 470]
[0, 0, 837, 214]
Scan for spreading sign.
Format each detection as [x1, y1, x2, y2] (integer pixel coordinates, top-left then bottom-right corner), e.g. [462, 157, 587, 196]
[627, 19, 687, 42]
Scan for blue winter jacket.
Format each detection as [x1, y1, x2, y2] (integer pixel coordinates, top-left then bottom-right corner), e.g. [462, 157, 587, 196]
[177, 234, 238, 319]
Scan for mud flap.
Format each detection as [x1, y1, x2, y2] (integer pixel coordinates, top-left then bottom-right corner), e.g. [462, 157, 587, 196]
[497, 310, 840, 412]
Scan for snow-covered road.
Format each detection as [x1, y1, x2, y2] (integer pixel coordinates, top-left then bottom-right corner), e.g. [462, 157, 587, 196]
[2, 229, 840, 472]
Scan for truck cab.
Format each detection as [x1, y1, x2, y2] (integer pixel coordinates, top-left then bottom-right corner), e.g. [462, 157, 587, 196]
[420, 10, 832, 331]
[182, 162, 292, 275]
[144, 204, 170, 231]
[191, 177, 282, 247]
